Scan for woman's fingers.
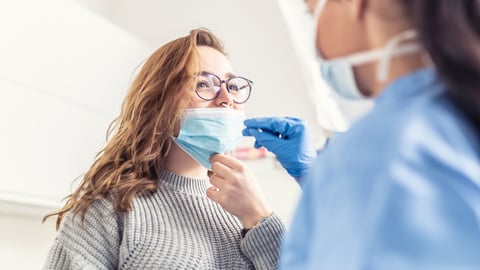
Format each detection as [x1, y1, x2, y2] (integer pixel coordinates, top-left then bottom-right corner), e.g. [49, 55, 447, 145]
[206, 186, 221, 202]
[207, 154, 243, 204]
[208, 172, 226, 191]
[210, 154, 243, 172]
[207, 153, 273, 227]
[209, 154, 245, 188]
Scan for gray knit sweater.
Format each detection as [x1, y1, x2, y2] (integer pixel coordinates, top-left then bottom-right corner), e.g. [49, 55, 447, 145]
[44, 170, 285, 269]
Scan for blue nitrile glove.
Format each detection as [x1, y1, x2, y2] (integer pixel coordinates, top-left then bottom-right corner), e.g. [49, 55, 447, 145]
[242, 117, 317, 178]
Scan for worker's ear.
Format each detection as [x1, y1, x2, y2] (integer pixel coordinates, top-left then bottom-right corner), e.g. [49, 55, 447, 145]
[345, 0, 368, 21]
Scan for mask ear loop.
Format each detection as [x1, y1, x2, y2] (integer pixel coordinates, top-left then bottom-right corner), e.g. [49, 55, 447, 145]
[313, 0, 327, 20]
[376, 30, 422, 82]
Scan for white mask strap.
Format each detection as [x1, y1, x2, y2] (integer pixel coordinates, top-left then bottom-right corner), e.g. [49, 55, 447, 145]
[342, 30, 420, 63]
[313, 0, 327, 20]
[377, 30, 421, 81]
[337, 30, 422, 81]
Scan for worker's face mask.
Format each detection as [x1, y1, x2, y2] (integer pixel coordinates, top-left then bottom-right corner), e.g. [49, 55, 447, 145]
[173, 108, 245, 169]
[313, 0, 422, 99]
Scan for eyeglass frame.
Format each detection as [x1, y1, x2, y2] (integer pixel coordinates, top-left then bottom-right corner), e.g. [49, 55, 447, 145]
[194, 71, 253, 104]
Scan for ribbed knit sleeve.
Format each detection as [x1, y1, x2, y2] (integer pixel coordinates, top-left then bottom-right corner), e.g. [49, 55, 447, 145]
[240, 213, 286, 270]
[43, 199, 122, 270]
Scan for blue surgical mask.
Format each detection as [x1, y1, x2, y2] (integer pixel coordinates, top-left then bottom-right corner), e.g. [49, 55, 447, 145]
[313, 0, 422, 100]
[173, 108, 245, 169]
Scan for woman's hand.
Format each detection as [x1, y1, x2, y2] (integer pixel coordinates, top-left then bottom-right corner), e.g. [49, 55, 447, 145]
[207, 154, 272, 228]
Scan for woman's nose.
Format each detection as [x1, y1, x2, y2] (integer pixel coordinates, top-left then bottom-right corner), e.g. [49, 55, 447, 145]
[214, 84, 234, 107]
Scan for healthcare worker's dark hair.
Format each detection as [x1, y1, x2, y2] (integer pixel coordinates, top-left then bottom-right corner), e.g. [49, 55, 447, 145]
[403, 0, 480, 137]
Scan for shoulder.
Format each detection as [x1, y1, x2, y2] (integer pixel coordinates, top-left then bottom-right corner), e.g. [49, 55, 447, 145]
[56, 198, 123, 246]
[45, 198, 123, 269]
[60, 197, 120, 229]
[307, 84, 479, 193]
[52, 198, 123, 255]
[336, 86, 477, 171]
[296, 92, 480, 268]
[391, 91, 479, 177]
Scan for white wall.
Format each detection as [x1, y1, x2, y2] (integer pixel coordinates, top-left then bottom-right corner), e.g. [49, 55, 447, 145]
[0, 0, 152, 268]
[0, 1, 301, 269]
[0, 0, 152, 207]
[0, 201, 57, 269]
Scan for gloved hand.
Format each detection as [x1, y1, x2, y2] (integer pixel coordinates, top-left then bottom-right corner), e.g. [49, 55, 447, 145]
[242, 117, 317, 178]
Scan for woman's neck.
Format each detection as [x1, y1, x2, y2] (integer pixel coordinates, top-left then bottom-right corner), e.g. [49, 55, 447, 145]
[163, 142, 208, 179]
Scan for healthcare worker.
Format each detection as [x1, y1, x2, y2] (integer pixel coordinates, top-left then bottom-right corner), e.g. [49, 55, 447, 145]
[241, 0, 480, 269]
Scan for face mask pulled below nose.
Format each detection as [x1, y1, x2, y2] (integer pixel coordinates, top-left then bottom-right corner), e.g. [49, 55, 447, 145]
[173, 108, 245, 169]
[313, 0, 422, 99]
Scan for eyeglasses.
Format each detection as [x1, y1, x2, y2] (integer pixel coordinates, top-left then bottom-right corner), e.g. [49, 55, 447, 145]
[195, 71, 253, 104]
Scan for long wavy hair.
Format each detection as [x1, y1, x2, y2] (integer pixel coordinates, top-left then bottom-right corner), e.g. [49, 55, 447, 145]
[44, 28, 226, 229]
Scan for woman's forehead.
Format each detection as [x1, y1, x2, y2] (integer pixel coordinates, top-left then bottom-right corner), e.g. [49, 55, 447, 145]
[197, 46, 234, 78]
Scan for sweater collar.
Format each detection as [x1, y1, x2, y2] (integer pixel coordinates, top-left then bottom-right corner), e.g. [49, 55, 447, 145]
[159, 169, 210, 195]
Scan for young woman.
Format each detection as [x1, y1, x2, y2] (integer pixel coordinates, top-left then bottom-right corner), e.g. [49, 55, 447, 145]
[43, 28, 285, 270]
[244, 0, 480, 269]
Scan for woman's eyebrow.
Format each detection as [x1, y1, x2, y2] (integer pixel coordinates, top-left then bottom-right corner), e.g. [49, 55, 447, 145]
[225, 72, 236, 79]
[200, 70, 237, 79]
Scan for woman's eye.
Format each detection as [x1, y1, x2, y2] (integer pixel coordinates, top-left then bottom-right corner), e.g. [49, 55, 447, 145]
[196, 80, 210, 88]
[228, 84, 239, 91]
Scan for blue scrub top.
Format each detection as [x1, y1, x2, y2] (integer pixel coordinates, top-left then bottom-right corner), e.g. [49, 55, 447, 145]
[280, 68, 480, 270]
